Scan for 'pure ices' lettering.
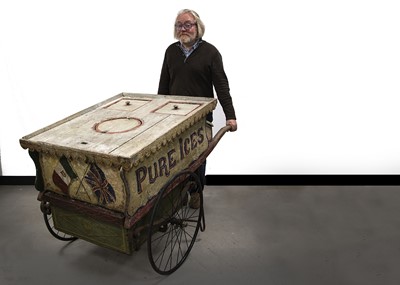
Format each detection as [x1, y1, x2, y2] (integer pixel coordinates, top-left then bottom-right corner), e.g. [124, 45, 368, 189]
[135, 126, 205, 193]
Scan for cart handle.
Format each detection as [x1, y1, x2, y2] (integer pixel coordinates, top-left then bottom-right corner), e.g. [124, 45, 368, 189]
[188, 125, 232, 172]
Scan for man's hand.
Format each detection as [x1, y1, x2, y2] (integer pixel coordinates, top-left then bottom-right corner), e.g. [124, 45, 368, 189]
[226, 119, 237, 132]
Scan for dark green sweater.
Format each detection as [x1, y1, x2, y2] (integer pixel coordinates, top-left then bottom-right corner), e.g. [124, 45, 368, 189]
[157, 40, 236, 121]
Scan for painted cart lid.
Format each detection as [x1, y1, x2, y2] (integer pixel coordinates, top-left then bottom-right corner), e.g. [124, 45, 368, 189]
[20, 93, 217, 170]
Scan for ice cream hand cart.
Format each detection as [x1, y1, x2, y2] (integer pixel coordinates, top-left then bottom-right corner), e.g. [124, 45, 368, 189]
[19, 93, 231, 275]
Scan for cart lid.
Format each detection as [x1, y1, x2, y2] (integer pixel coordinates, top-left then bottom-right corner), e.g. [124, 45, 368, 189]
[20, 93, 217, 169]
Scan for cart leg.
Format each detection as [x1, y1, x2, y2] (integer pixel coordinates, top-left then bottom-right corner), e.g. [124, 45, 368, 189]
[147, 170, 202, 275]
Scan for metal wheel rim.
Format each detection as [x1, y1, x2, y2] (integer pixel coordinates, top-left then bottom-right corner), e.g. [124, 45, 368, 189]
[42, 202, 77, 241]
[147, 170, 203, 275]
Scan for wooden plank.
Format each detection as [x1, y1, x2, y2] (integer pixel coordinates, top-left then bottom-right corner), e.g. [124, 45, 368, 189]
[29, 108, 168, 155]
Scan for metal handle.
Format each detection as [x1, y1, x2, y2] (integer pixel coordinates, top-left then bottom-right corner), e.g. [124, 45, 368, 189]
[188, 125, 232, 172]
[212, 125, 232, 144]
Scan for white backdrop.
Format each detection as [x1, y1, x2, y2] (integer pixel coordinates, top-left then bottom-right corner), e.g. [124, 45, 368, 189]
[1, 0, 399, 175]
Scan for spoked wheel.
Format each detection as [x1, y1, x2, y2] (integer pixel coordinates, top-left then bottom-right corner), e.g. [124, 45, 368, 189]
[41, 201, 77, 241]
[147, 170, 203, 275]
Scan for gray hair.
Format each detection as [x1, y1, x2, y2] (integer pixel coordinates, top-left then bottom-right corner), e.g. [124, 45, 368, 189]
[174, 9, 205, 40]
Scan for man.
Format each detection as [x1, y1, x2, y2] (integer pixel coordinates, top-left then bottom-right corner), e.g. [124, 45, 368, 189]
[158, 9, 237, 208]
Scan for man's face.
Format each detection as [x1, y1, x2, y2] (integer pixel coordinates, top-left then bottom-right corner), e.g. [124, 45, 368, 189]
[175, 13, 197, 46]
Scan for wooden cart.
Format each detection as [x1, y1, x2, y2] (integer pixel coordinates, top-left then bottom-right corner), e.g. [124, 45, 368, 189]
[20, 93, 231, 275]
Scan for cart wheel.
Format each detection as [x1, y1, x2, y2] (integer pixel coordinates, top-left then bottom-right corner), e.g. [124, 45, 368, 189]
[41, 201, 77, 241]
[147, 170, 203, 275]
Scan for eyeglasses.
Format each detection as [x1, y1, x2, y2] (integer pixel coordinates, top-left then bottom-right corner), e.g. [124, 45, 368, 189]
[175, 22, 197, 30]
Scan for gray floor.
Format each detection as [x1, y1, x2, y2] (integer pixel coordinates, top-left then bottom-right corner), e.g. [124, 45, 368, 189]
[1, 185, 400, 285]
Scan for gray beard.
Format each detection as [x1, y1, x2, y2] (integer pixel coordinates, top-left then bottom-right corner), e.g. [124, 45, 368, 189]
[179, 35, 194, 45]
